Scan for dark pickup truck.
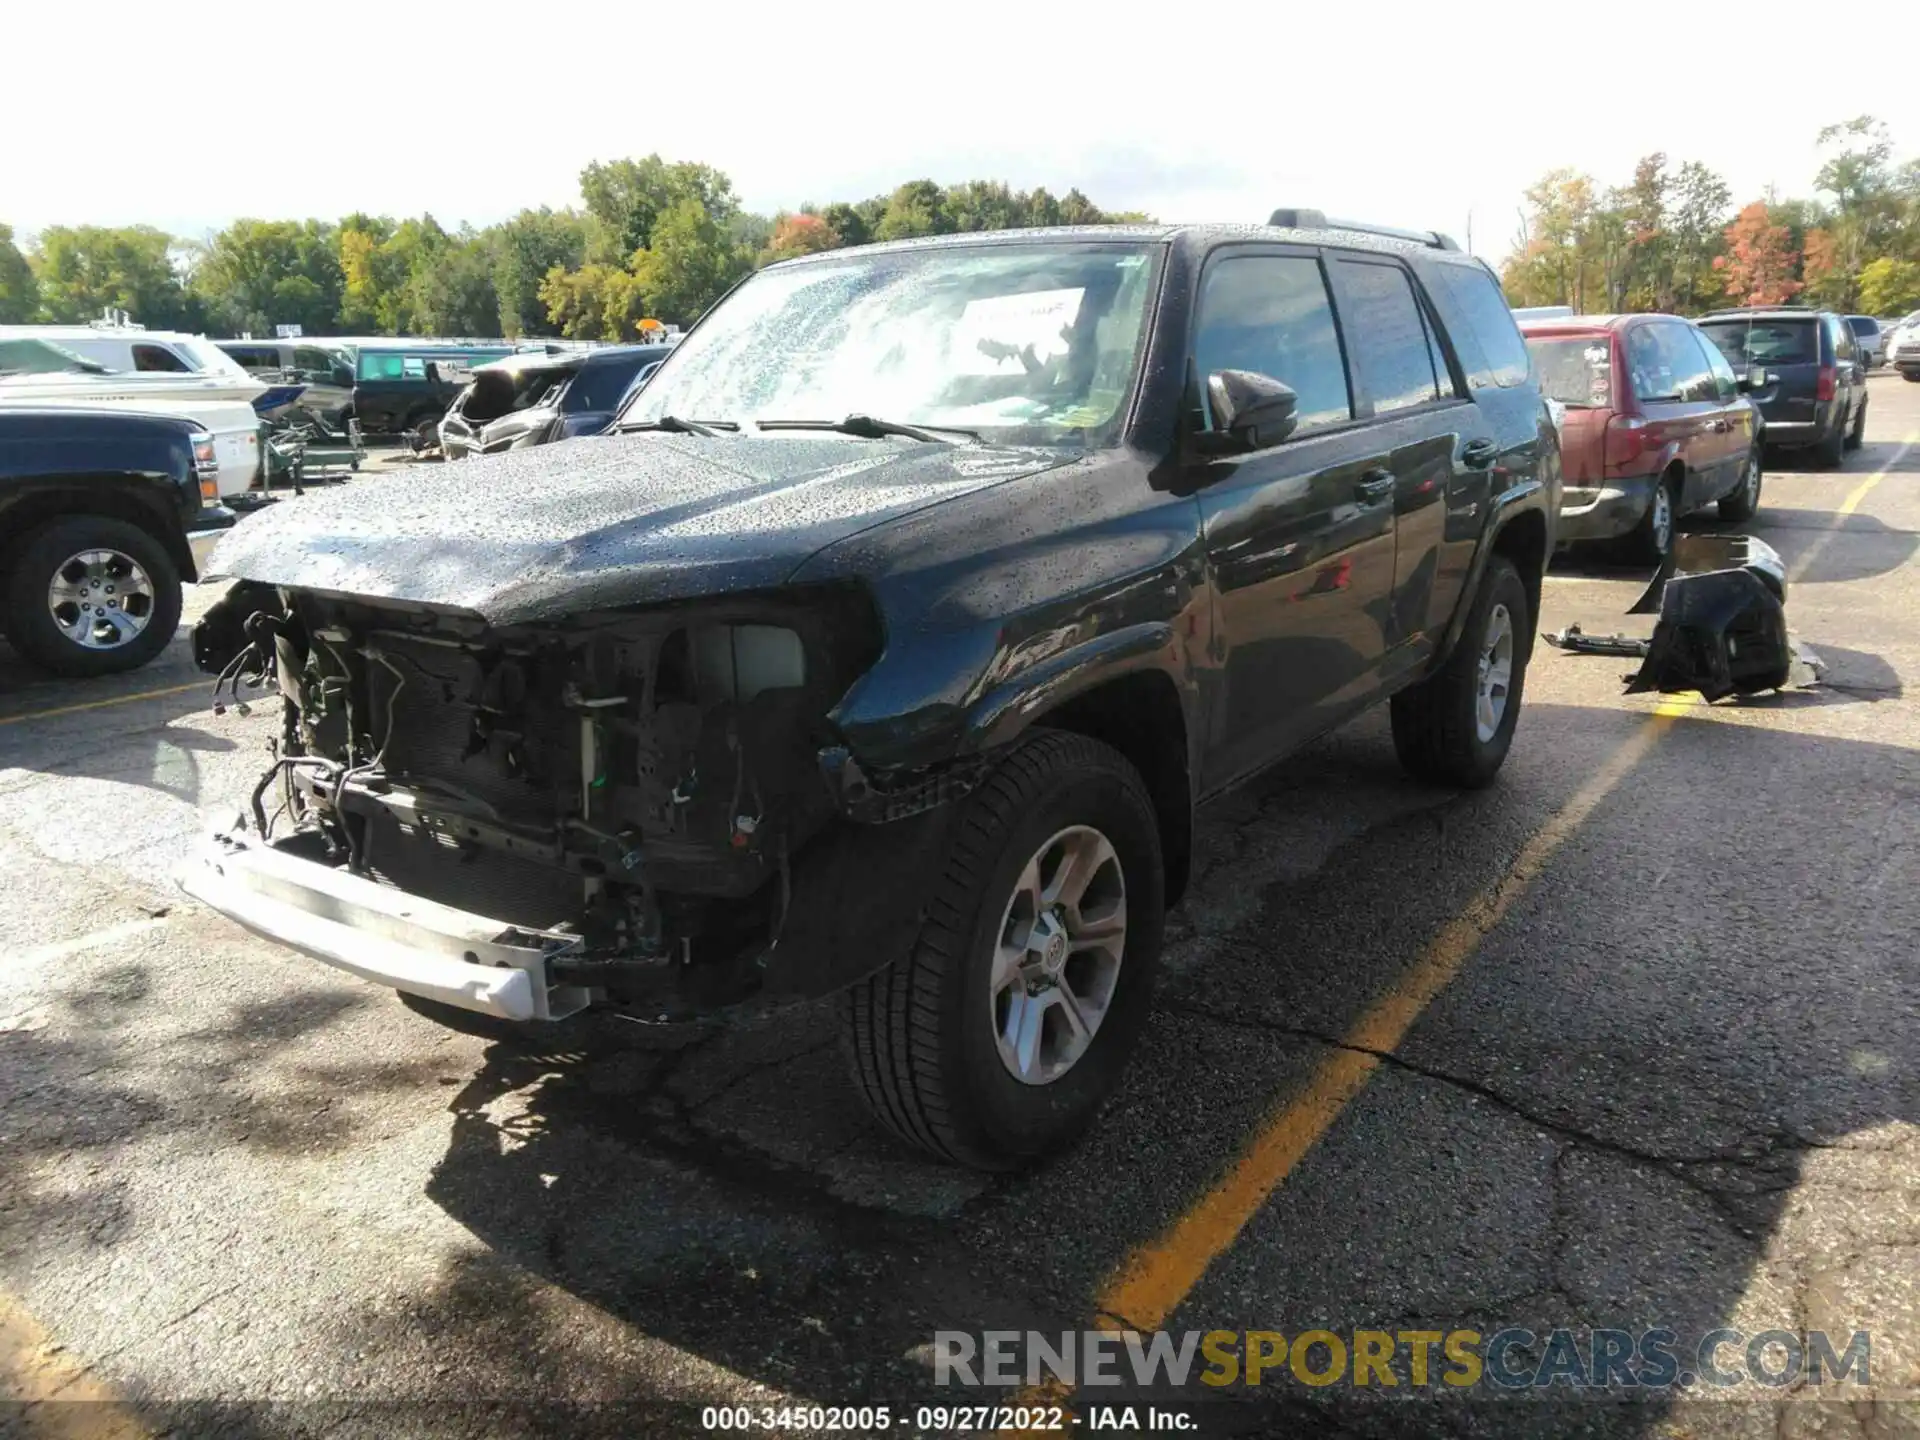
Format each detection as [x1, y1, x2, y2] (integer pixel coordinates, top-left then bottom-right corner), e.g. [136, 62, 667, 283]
[1, 408, 237, 677]
[182, 216, 1558, 1168]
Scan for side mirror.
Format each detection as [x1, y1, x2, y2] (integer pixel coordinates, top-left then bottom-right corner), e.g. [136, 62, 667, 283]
[1205, 369, 1299, 451]
[1740, 366, 1770, 392]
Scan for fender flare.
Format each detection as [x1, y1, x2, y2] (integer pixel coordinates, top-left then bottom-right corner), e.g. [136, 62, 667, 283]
[959, 620, 1190, 755]
[1435, 481, 1552, 665]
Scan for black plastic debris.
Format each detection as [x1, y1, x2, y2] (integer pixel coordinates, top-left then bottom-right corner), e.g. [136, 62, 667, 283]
[1544, 535, 1820, 701]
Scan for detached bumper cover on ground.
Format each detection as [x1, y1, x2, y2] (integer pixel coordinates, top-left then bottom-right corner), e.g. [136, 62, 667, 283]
[1544, 534, 1811, 701]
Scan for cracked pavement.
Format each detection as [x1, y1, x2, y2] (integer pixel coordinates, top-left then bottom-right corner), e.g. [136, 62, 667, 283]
[4, 388, 1920, 1438]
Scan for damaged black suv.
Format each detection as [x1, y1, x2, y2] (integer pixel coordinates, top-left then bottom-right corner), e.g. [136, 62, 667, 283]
[183, 214, 1559, 1169]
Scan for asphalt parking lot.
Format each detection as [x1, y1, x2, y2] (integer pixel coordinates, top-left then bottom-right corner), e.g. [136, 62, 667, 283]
[4, 384, 1919, 1440]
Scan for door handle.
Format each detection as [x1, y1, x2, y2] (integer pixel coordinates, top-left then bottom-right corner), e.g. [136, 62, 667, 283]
[1459, 438, 1498, 468]
[1355, 469, 1396, 503]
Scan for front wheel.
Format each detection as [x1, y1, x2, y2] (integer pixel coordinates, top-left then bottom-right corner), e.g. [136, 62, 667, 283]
[1390, 555, 1531, 789]
[4, 516, 183, 677]
[1718, 443, 1763, 522]
[839, 731, 1165, 1169]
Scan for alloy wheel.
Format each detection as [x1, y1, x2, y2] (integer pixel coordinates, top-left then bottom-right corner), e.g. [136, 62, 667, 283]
[46, 549, 156, 651]
[989, 825, 1128, 1086]
[1475, 603, 1515, 744]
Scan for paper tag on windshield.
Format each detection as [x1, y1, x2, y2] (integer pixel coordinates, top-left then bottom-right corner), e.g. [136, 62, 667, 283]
[953, 288, 1085, 374]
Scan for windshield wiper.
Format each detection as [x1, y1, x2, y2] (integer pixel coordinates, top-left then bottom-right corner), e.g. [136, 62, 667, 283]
[614, 414, 737, 437]
[756, 414, 981, 444]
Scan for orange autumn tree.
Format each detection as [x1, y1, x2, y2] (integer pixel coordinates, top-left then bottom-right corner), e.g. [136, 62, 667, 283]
[1713, 202, 1803, 306]
[763, 213, 842, 264]
[1800, 227, 1844, 308]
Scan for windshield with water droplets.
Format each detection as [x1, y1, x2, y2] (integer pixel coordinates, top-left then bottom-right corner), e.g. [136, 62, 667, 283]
[621, 242, 1162, 446]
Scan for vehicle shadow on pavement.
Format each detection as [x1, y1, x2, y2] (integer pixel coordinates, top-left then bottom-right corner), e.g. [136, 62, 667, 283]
[0, 667, 235, 811]
[386, 698, 1920, 1437]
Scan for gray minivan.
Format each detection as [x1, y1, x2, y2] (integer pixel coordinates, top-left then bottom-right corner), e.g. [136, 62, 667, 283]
[1697, 308, 1867, 468]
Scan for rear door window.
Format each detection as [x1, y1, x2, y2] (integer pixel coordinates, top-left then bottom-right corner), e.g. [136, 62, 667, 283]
[1428, 264, 1531, 389]
[1329, 258, 1441, 415]
[1193, 253, 1354, 434]
[1523, 333, 1613, 407]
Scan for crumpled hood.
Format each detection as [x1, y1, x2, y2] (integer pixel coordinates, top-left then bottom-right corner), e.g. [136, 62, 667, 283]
[209, 431, 1061, 624]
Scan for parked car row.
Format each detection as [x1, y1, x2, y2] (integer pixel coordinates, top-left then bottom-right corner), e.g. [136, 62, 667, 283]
[1518, 301, 1874, 561]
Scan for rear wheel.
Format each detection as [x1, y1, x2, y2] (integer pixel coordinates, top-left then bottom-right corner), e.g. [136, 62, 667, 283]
[4, 516, 182, 677]
[1816, 411, 1848, 468]
[1846, 396, 1867, 450]
[1620, 471, 1676, 565]
[1717, 442, 1763, 522]
[1391, 555, 1530, 790]
[839, 731, 1164, 1169]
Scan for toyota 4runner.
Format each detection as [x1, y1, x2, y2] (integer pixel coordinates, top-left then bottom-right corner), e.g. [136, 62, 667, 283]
[182, 214, 1559, 1169]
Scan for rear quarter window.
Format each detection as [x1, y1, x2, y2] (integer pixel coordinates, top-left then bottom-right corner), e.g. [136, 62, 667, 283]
[1427, 263, 1531, 390]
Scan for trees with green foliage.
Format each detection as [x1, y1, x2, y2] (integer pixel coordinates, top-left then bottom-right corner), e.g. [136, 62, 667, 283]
[11, 162, 1153, 338]
[629, 198, 751, 326]
[580, 156, 739, 263]
[409, 230, 503, 337]
[1858, 256, 1920, 315]
[490, 208, 588, 337]
[874, 180, 948, 241]
[193, 218, 343, 336]
[30, 225, 192, 326]
[0, 223, 36, 322]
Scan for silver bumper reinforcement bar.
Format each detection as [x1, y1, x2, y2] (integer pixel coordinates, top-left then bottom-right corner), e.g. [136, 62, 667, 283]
[175, 833, 590, 1022]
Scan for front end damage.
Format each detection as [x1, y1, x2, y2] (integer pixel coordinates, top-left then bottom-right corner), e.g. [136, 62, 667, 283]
[180, 581, 964, 1023]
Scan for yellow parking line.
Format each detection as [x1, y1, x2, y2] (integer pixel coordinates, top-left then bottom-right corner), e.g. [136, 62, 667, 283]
[0, 682, 204, 729]
[0, 1291, 150, 1437]
[1093, 708, 1679, 1336]
[1784, 438, 1914, 586]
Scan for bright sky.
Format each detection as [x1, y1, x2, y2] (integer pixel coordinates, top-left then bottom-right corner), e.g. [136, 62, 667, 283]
[8, 1, 1916, 263]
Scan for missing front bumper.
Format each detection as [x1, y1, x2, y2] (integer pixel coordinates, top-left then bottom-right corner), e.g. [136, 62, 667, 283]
[175, 833, 591, 1022]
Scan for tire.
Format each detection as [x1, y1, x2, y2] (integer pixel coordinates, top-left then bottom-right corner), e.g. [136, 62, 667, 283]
[838, 731, 1165, 1169]
[1815, 411, 1847, 469]
[4, 516, 183, 678]
[1390, 554, 1530, 790]
[1846, 396, 1867, 450]
[1619, 470, 1677, 566]
[1717, 443, 1763, 522]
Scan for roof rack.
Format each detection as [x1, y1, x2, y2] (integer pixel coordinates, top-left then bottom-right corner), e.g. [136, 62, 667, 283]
[1267, 208, 1461, 252]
